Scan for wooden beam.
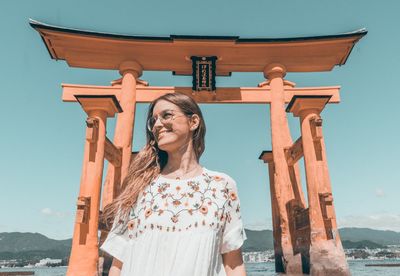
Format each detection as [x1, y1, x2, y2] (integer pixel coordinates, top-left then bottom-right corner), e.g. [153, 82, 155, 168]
[104, 137, 122, 167]
[284, 137, 303, 166]
[62, 84, 340, 104]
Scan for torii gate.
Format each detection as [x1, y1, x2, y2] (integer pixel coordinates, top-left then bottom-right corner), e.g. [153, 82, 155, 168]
[30, 20, 366, 276]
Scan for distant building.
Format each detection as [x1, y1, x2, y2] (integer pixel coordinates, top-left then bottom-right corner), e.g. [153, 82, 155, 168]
[0, 259, 18, 268]
[243, 251, 275, 263]
[35, 258, 62, 267]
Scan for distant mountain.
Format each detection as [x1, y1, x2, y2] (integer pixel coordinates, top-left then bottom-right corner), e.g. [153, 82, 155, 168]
[242, 229, 273, 252]
[0, 232, 71, 253]
[0, 232, 71, 262]
[0, 227, 399, 261]
[0, 249, 69, 261]
[339, 228, 400, 246]
[341, 240, 386, 249]
[241, 227, 400, 252]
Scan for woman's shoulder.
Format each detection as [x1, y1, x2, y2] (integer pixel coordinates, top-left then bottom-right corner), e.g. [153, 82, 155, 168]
[203, 168, 242, 201]
[203, 167, 237, 185]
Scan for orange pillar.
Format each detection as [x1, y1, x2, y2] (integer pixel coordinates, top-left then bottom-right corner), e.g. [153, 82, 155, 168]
[102, 61, 142, 208]
[259, 151, 284, 272]
[289, 96, 349, 275]
[264, 64, 302, 274]
[67, 110, 109, 276]
[319, 125, 340, 236]
[299, 109, 326, 243]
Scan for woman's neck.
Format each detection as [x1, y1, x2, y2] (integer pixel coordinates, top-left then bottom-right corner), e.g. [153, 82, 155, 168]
[162, 141, 200, 176]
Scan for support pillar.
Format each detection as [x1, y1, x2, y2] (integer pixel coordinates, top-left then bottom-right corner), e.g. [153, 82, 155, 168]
[264, 64, 303, 274]
[102, 61, 143, 207]
[67, 96, 121, 276]
[259, 151, 284, 272]
[99, 61, 142, 275]
[287, 95, 349, 276]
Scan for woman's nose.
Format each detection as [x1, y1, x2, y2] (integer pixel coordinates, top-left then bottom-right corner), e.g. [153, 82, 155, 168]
[153, 116, 164, 129]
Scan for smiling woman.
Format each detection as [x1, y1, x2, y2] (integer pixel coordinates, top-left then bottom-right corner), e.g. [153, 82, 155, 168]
[101, 92, 247, 276]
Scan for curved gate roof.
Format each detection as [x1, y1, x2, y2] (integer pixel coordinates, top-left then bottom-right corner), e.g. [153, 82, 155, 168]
[30, 19, 367, 75]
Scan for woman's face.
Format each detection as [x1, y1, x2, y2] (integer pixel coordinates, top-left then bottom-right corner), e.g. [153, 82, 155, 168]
[151, 100, 198, 153]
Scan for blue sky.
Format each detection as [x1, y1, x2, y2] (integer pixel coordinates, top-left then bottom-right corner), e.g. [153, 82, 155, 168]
[1, 0, 399, 239]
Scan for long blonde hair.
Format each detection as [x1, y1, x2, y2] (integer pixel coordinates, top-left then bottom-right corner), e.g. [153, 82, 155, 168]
[102, 92, 206, 229]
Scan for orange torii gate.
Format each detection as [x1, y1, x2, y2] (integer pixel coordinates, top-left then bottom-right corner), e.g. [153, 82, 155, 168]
[30, 19, 366, 276]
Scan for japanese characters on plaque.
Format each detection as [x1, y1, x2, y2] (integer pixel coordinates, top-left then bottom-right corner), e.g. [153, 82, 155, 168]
[191, 56, 217, 92]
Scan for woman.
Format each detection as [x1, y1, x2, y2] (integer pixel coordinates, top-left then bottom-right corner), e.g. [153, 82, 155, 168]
[101, 92, 247, 276]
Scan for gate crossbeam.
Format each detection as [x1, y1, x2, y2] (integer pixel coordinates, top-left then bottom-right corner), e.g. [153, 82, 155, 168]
[62, 84, 341, 104]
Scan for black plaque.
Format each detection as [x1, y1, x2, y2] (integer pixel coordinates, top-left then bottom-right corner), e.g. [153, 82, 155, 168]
[191, 56, 217, 91]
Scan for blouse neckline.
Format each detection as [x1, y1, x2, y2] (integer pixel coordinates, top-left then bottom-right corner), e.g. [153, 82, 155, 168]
[157, 166, 207, 182]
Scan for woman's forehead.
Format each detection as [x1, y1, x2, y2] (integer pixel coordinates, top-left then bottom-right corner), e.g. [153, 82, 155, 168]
[152, 100, 180, 114]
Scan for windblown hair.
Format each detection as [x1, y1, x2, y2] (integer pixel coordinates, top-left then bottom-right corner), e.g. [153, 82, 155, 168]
[102, 92, 206, 229]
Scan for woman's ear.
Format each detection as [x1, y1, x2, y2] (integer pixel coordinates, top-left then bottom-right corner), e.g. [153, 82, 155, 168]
[190, 114, 200, 131]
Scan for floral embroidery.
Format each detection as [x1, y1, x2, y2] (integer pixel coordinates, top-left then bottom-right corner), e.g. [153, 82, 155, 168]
[172, 199, 181, 206]
[171, 214, 179, 223]
[127, 220, 135, 230]
[225, 211, 232, 223]
[200, 205, 208, 214]
[229, 191, 237, 201]
[145, 209, 152, 218]
[121, 170, 241, 240]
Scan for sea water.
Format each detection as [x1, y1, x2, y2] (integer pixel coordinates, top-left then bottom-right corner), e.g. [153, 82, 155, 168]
[1, 260, 400, 275]
[246, 259, 400, 276]
[0, 266, 66, 276]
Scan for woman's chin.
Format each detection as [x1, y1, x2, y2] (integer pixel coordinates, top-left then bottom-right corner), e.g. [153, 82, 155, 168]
[157, 139, 174, 151]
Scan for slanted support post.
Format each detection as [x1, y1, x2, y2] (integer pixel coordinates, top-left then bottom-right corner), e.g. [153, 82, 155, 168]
[287, 95, 350, 276]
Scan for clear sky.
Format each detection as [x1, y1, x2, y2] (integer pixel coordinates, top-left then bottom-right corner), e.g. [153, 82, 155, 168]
[1, 0, 399, 240]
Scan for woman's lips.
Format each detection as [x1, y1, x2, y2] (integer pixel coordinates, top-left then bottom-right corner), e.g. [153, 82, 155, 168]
[158, 130, 171, 138]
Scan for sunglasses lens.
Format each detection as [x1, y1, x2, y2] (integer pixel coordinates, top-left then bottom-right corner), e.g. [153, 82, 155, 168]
[147, 111, 191, 132]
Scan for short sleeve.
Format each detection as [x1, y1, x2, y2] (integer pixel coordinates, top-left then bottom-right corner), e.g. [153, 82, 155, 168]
[220, 175, 247, 254]
[100, 209, 130, 262]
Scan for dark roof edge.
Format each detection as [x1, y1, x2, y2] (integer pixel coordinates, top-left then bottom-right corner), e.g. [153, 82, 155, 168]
[29, 19, 172, 42]
[285, 95, 332, 113]
[171, 34, 240, 40]
[258, 150, 272, 161]
[29, 19, 367, 44]
[237, 29, 367, 43]
[338, 30, 367, 65]
[74, 94, 123, 113]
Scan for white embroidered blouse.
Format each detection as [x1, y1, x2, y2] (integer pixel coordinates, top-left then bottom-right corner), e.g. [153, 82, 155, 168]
[100, 167, 247, 276]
